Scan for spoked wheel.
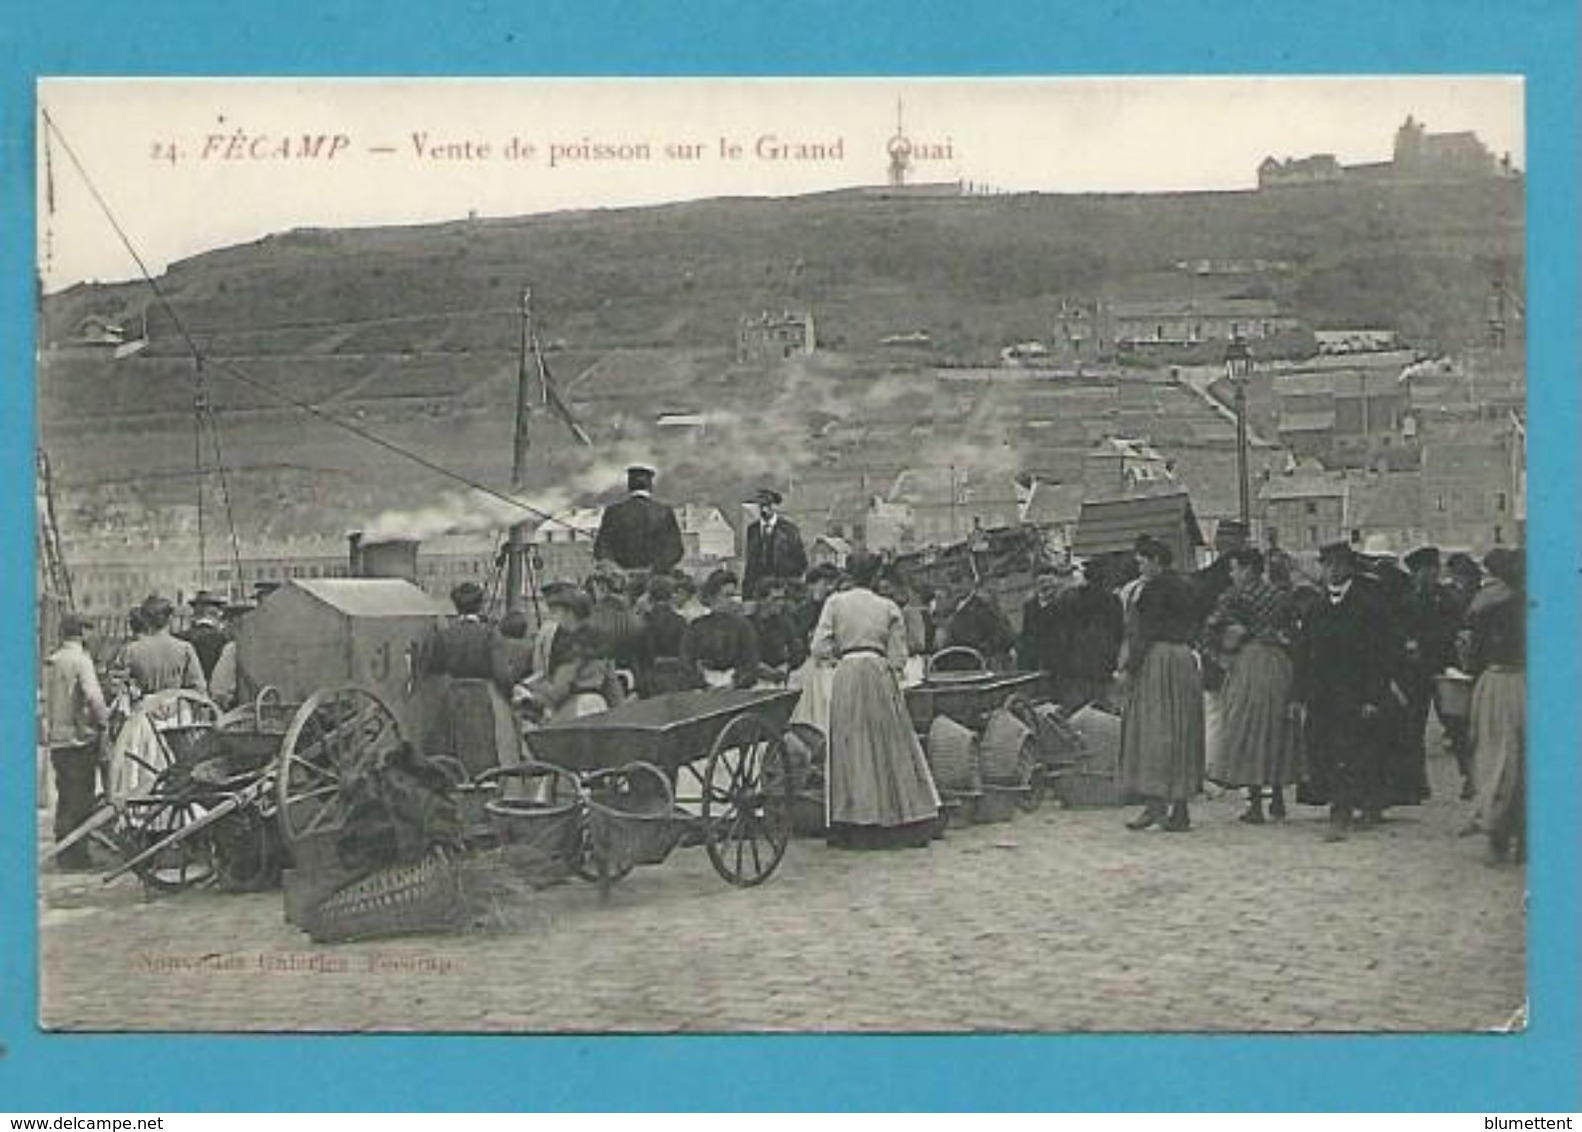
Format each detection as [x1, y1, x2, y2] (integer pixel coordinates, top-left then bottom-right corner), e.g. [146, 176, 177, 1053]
[276, 686, 404, 849]
[117, 771, 218, 893]
[109, 689, 223, 799]
[700, 713, 794, 888]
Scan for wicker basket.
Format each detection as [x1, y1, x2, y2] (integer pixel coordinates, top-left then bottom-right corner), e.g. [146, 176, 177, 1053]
[1068, 704, 1123, 774]
[483, 760, 584, 875]
[979, 706, 1036, 786]
[976, 782, 1026, 823]
[791, 790, 828, 837]
[586, 761, 681, 872]
[783, 722, 827, 793]
[1031, 703, 1086, 768]
[1052, 752, 1124, 808]
[302, 848, 466, 944]
[940, 788, 982, 827]
[926, 715, 982, 792]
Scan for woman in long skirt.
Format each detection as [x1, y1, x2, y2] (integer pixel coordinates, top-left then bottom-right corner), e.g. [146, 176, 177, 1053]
[1118, 538, 1205, 832]
[812, 551, 941, 849]
[1206, 547, 1299, 823]
[1467, 548, 1525, 863]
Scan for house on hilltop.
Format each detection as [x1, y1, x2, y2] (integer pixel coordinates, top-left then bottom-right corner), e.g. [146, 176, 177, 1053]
[737, 310, 816, 362]
[1257, 153, 1344, 189]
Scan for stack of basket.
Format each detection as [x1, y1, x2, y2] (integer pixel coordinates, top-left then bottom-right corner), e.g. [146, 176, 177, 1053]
[925, 714, 983, 825]
[783, 722, 828, 837]
[975, 704, 1038, 822]
[484, 763, 585, 881]
[1052, 704, 1125, 807]
[584, 761, 681, 875]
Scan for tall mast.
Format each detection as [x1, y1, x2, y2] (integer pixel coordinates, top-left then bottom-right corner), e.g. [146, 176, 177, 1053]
[505, 287, 534, 614]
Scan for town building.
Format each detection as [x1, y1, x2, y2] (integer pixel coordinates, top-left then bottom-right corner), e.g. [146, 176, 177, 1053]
[1097, 297, 1300, 352]
[1257, 153, 1344, 190]
[1081, 437, 1174, 496]
[736, 310, 816, 362]
[1419, 421, 1525, 550]
[1273, 367, 1412, 468]
[1258, 116, 1511, 191]
[1259, 466, 1351, 556]
[888, 466, 1022, 548]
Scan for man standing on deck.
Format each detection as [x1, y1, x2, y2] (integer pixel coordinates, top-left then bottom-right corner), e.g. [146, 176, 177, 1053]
[742, 487, 808, 599]
[593, 464, 685, 575]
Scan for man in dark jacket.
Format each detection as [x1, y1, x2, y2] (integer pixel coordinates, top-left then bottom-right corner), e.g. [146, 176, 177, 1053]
[1017, 566, 1066, 685]
[593, 464, 685, 574]
[742, 488, 808, 599]
[1295, 541, 1399, 839]
[940, 582, 1016, 670]
[178, 590, 230, 684]
[1049, 560, 1124, 710]
[1399, 545, 1458, 800]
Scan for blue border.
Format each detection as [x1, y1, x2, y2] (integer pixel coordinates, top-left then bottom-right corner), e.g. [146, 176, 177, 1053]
[3, 0, 1577, 1112]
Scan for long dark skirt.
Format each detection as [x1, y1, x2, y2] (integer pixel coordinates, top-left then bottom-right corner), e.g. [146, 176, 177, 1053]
[1209, 641, 1297, 788]
[1118, 642, 1205, 804]
[827, 653, 940, 838]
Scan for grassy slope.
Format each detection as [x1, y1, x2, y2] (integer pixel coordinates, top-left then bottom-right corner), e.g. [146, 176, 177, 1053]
[39, 178, 1523, 539]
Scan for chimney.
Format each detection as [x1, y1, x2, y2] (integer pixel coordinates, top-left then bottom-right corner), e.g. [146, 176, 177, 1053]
[347, 531, 364, 577]
[360, 538, 420, 584]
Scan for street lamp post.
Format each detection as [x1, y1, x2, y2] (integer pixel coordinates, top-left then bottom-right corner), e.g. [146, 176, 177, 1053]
[1225, 335, 1254, 532]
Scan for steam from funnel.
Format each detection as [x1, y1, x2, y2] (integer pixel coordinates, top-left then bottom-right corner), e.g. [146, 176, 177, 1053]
[362, 487, 578, 542]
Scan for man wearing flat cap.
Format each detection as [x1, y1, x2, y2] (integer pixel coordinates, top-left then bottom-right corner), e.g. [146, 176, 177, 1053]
[742, 487, 807, 600]
[593, 464, 685, 574]
[1293, 540, 1399, 839]
[44, 612, 110, 869]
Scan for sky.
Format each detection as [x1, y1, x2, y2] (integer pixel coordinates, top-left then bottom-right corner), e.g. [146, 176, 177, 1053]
[37, 77, 1524, 293]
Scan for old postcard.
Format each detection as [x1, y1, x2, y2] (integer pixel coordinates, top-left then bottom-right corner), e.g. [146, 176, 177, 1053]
[36, 77, 1526, 1033]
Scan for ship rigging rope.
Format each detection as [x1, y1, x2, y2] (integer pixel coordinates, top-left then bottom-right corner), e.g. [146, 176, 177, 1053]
[41, 109, 598, 537]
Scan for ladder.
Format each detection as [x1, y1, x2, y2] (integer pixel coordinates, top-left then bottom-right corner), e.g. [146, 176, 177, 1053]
[36, 448, 74, 609]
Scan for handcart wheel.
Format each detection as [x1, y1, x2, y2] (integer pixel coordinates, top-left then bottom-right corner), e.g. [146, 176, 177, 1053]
[117, 688, 223, 780]
[117, 766, 219, 893]
[701, 712, 794, 888]
[275, 686, 404, 847]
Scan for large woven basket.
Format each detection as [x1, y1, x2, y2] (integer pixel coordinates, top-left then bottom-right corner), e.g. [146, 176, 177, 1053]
[1052, 762, 1123, 808]
[1068, 704, 1123, 774]
[1030, 703, 1086, 768]
[976, 782, 1027, 823]
[926, 715, 982, 792]
[979, 705, 1036, 785]
[484, 762, 584, 875]
[302, 848, 466, 944]
[785, 724, 828, 837]
[586, 761, 681, 872]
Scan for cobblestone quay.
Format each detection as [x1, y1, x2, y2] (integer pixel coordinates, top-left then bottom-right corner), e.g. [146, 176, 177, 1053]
[40, 750, 1523, 1032]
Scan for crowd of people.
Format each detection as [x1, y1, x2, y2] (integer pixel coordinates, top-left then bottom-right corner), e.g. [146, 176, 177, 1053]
[40, 460, 1527, 869]
[1061, 529, 1527, 859]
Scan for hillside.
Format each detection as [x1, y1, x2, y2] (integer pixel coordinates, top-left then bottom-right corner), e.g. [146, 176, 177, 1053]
[39, 178, 1524, 546]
